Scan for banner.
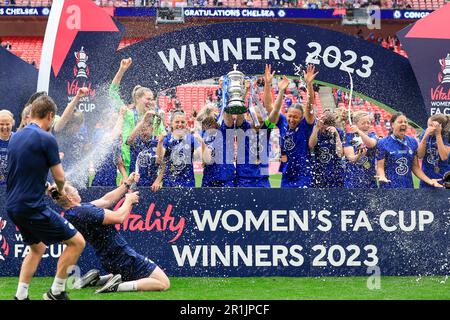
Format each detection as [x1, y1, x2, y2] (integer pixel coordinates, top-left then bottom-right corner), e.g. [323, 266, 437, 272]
[0, 187, 448, 277]
[397, 4, 450, 117]
[0, 6, 50, 16]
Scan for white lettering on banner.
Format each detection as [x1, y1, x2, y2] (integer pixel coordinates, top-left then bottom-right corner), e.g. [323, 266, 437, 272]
[172, 245, 305, 267]
[431, 107, 450, 115]
[157, 37, 297, 72]
[193, 209, 434, 232]
[379, 210, 434, 232]
[14, 244, 66, 259]
[0, 8, 39, 16]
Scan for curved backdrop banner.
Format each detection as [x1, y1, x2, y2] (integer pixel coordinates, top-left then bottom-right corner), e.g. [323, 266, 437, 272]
[0, 187, 449, 277]
[47, 21, 428, 128]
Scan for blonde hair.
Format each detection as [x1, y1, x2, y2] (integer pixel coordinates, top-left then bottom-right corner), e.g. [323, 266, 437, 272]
[196, 103, 217, 125]
[18, 105, 32, 130]
[132, 85, 153, 115]
[352, 111, 369, 124]
[430, 114, 450, 139]
[0, 109, 15, 126]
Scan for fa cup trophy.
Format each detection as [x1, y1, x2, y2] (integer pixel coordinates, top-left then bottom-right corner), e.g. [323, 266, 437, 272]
[74, 46, 89, 79]
[224, 64, 247, 114]
[439, 53, 450, 84]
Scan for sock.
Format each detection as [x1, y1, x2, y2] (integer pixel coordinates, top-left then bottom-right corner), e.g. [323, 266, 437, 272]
[96, 275, 113, 286]
[16, 282, 29, 300]
[117, 281, 138, 292]
[51, 277, 67, 295]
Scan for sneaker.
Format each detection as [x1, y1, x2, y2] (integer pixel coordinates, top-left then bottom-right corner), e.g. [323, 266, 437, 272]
[73, 269, 100, 289]
[43, 290, 70, 300]
[95, 274, 122, 294]
[14, 296, 30, 300]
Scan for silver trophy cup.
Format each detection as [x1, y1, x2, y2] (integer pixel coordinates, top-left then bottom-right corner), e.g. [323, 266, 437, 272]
[225, 64, 247, 114]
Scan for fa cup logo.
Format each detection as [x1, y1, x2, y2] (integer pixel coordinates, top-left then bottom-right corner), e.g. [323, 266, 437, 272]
[0, 217, 9, 261]
[74, 46, 90, 79]
[438, 53, 450, 84]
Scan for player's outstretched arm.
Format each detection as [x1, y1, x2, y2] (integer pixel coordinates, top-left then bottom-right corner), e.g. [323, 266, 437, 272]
[91, 173, 139, 209]
[53, 87, 88, 133]
[103, 192, 140, 225]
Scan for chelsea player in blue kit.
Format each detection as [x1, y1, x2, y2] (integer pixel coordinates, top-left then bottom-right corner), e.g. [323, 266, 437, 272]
[0, 110, 15, 186]
[376, 112, 442, 188]
[343, 111, 378, 188]
[6, 96, 86, 300]
[417, 114, 450, 189]
[53, 172, 170, 293]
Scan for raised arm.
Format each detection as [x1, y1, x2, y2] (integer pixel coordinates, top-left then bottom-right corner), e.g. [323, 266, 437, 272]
[53, 87, 88, 133]
[109, 58, 132, 111]
[102, 191, 140, 225]
[417, 125, 434, 159]
[91, 173, 139, 209]
[268, 75, 289, 124]
[434, 122, 450, 161]
[304, 64, 318, 125]
[263, 64, 275, 114]
[309, 119, 322, 149]
[350, 125, 377, 149]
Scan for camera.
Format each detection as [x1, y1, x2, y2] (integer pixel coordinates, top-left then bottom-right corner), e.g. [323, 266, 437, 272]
[46, 182, 60, 199]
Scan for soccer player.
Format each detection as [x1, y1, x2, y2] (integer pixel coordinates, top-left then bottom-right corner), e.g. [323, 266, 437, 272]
[197, 104, 235, 187]
[0, 110, 15, 186]
[91, 106, 128, 187]
[53, 173, 170, 293]
[270, 65, 317, 188]
[308, 110, 346, 188]
[417, 114, 450, 188]
[152, 110, 205, 190]
[343, 111, 378, 188]
[126, 109, 161, 187]
[376, 112, 442, 188]
[6, 95, 86, 300]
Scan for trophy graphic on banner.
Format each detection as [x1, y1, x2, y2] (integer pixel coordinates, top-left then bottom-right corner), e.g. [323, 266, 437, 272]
[224, 64, 247, 114]
[439, 53, 450, 84]
[74, 46, 89, 79]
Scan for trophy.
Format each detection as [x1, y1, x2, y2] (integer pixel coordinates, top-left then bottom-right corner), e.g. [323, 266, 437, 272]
[439, 53, 450, 84]
[224, 64, 247, 114]
[74, 46, 89, 79]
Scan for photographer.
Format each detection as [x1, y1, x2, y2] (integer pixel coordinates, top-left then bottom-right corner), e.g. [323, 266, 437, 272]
[50, 173, 170, 293]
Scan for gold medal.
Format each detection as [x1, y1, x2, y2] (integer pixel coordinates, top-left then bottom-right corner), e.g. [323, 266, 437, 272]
[363, 161, 371, 170]
[434, 166, 440, 174]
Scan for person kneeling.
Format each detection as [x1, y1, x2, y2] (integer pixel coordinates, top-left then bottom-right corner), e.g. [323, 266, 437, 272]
[50, 173, 170, 293]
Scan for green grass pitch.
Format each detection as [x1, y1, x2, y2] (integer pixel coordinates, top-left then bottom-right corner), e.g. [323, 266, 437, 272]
[0, 276, 449, 300]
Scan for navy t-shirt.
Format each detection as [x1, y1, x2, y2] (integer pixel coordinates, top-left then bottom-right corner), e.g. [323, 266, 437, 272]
[129, 136, 159, 187]
[278, 114, 315, 183]
[419, 133, 450, 189]
[344, 132, 378, 188]
[0, 134, 13, 186]
[376, 134, 418, 189]
[202, 123, 235, 185]
[6, 123, 60, 214]
[312, 127, 346, 188]
[163, 133, 199, 187]
[64, 203, 140, 269]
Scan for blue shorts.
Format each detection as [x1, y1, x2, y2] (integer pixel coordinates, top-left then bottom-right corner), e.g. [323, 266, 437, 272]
[104, 253, 157, 282]
[7, 207, 78, 246]
[235, 176, 271, 188]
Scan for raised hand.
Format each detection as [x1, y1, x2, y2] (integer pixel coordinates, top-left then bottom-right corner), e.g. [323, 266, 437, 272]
[278, 75, 290, 92]
[120, 57, 132, 71]
[304, 64, 319, 84]
[264, 64, 275, 85]
[76, 87, 89, 98]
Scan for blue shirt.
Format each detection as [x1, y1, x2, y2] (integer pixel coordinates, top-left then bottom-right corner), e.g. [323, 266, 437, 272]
[64, 203, 140, 270]
[202, 123, 235, 186]
[376, 135, 418, 189]
[278, 114, 314, 183]
[129, 136, 159, 187]
[0, 134, 12, 186]
[419, 134, 450, 189]
[91, 128, 122, 187]
[6, 123, 60, 214]
[312, 128, 346, 188]
[344, 132, 378, 188]
[235, 119, 277, 179]
[163, 133, 199, 187]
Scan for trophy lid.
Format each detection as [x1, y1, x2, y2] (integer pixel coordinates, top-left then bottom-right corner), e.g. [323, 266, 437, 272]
[227, 64, 244, 78]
